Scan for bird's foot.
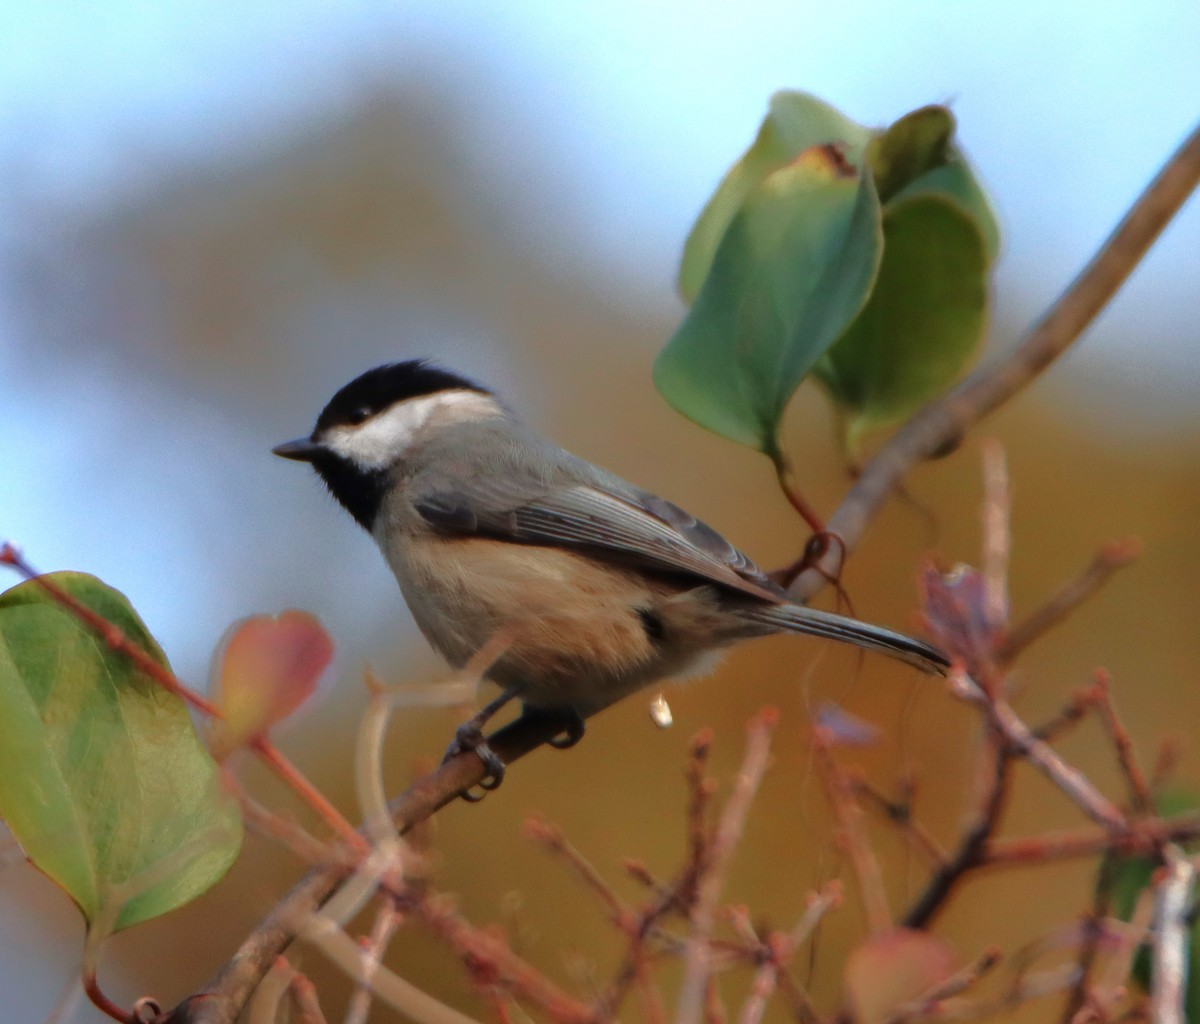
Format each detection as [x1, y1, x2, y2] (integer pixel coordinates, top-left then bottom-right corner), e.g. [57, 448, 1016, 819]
[442, 723, 507, 802]
[520, 706, 586, 750]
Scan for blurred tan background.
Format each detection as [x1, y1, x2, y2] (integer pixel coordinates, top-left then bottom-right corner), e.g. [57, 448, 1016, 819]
[1, 3, 1198, 1021]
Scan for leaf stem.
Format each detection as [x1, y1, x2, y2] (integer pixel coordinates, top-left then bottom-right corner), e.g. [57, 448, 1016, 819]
[83, 970, 134, 1024]
[767, 447, 826, 534]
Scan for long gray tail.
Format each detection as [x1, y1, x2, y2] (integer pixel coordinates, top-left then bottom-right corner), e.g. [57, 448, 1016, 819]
[743, 602, 949, 676]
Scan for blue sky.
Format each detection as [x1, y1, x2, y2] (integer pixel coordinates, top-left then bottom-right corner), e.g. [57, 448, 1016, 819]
[1, 1, 1197, 330]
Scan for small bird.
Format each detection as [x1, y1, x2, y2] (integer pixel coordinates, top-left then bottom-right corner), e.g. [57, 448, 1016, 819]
[274, 361, 948, 785]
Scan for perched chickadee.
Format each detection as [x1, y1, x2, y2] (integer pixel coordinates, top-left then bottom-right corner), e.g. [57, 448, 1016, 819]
[274, 361, 948, 783]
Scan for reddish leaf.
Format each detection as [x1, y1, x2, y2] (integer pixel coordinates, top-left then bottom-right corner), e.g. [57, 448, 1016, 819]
[919, 563, 996, 668]
[211, 611, 333, 754]
[845, 928, 958, 1024]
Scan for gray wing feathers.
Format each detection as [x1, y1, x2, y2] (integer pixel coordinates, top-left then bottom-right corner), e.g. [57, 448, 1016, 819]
[408, 436, 781, 600]
[744, 603, 949, 676]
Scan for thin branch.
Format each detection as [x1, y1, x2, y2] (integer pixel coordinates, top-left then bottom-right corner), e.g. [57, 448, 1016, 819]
[950, 671, 1128, 833]
[1091, 670, 1155, 817]
[983, 814, 1200, 865]
[415, 894, 593, 1024]
[302, 903, 484, 1024]
[997, 538, 1142, 665]
[789, 122, 1200, 603]
[1061, 854, 1121, 1024]
[884, 947, 1003, 1024]
[903, 739, 1011, 928]
[524, 816, 633, 927]
[1149, 847, 1196, 1024]
[980, 439, 1011, 634]
[233, 780, 345, 867]
[677, 710, 778, 1024]
[343, 883, 405, 1024]
[166, 712, 576, 1024]
[812, 731, 892, 934]
[1031, 687, 1103, 743]
[852, 779, 950, 868]
[288, 971, 330, 1024]
[246, 957, 293, 1024]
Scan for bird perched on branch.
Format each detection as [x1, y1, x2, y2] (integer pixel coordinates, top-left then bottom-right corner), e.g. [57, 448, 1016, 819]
[274, 360, 948, 787]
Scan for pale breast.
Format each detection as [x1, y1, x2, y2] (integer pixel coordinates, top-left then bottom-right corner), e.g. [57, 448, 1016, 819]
[382, 534, 670, 706]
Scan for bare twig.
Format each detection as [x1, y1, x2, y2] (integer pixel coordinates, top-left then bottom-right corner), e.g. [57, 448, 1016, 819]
[853, 779, 950, 868]
[1062, 854, 1120, 1024]
[1031, 687, 1102, 743]
[997, 538, 1142, 664]
[677, 710, 778, 1024]
[738, 959, 780, 1024]
[789, 882, 843, 950]
[1151, 739, 1185, 797]
[288, 970, 330, 1024]
[246, 957, 293, 1024]
[234, 781, 347, 868]
[903, 737, 1011, 928]
[812, 731, 892, 933]
[983, 814, 1200, 865]
[416, 894, 593, 1024]
[980, 439, 1011, 634]
[167, 713, 575, 1024]
[1091, 670, 1155, 817]
[884, 947, 1003, 1024]
[950, 670, 1128, 833]
[302, 902, 484, 1024]
[687, 728, 717, 879]
[343, 883, 405, 1024]
[1149, 847, 1196, 1024]
[1091, 891, 1156, 1023]
[524, 815, 633, 926]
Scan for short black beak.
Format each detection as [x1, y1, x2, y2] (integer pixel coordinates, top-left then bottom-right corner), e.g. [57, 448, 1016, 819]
[272, 438, 327, 462]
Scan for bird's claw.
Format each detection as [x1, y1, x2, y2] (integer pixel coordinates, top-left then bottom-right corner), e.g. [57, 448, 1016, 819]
[443, 723, 507, 801]
[544, 709, 586, 749]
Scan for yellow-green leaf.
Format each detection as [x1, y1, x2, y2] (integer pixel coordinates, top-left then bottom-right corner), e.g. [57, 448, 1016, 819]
[814, 193, 988, 452]
[678, 91, 873, 303]
[0, 573, 242, 934]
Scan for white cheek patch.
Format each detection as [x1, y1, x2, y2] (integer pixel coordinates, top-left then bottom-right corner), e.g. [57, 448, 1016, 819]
[324, 389, 502, 470]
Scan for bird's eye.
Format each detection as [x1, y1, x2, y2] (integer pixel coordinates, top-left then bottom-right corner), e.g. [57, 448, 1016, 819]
[346, 407, 372, 426]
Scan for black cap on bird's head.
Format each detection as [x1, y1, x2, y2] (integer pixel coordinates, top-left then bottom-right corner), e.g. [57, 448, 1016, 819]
[314, 361, 490, 433]
[273, 359, 495, 530]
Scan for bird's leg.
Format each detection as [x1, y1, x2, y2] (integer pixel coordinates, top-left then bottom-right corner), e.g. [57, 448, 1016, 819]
[443, 687, 518, 797]
[518, 704, 586, 750]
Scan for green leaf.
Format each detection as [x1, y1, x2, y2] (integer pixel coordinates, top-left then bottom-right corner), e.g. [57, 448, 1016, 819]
[0, 573, 242, 934]
[678, 91, 873, 302]
[869, 105, 999, 263]
[656, 145, 883, 452]
[894, 155, 1001, 266]
[814, 193, 988, 452]
[867, 105, 955, 203]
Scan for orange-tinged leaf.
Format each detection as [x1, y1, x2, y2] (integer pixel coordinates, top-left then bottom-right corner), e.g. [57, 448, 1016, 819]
[211, 611, 333, 753]
[844, 928, 958, 1024]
